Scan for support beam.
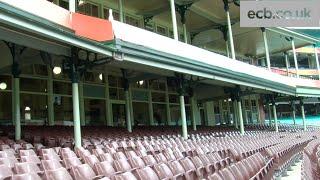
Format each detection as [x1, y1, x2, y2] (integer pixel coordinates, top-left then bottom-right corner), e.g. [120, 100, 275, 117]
[300, 100, 306, 131]
[119, 0, 124, 22]
[13, 77, 20, 141]
[190, 96, 197, 131]
[291, 37, 299, 78]
[148, 90, 154, 125]
[180, 95, 187, 139]
[122, 70, 132, 133]
[313, 44, 320, 80]
[291, 101, 296, 125]
[169, 0, 179, 40]
[165, 81, 171, 125]
[224, 1, 236, 60]
[47, 67, 54, 126]
[233, 100, 238, 129]
[69, 0, 76, 12]
[178, 75, 188, 139]
[272, 102, 278, 132]
[284, 52, 290, 76]
[262, 28, 271, 71]
[79, 82, 85, 126]
[237, 99, 244, 135]
[268, 103, 272, 126]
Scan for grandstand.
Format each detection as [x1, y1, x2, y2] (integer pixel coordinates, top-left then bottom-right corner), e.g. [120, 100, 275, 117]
[0, 0, 320, 179]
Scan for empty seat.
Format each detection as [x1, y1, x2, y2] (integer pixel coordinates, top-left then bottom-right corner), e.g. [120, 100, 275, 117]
[19, 150, 37, 157]
[14, 162, 42, 174]
[71, 164, 101, 180]
[21, 155, 41, 164]
[45, 167, 73, 180]
[114, 159, 133, 172]
[94, 161, 119, 177]
[129, 156, 146, 169]
[84, 154, 100, 168]
[136, 166, 160, 180]
[142, 155, 158, 166]
[153, 163, 183, 179]
[99, 153, 114, 163]
[0, 164, 13, 179]
[0, 157, 18, 168]
[41, 159, 63, 171]
[114, 172, 138, 180]
[11, 173, 42, 180]
[63, 157, 82, 169]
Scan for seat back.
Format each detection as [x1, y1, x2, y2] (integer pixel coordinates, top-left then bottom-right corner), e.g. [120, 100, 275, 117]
[154, 163, 174, 179]
[136, 167, 160, 180]
[45, 167, 73, 180]
[94, 161, 116, 177]
[14, 162, 41, 174]
[41, 159, 63, 170]
[72, 164, 96, 180]
[0, 164, 13, 179]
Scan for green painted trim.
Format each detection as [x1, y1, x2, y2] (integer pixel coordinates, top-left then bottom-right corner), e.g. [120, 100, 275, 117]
[114, 39, 297, 95]
[296, 87, 320, 97]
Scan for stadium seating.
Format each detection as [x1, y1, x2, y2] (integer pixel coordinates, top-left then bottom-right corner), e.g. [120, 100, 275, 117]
[0, 125, 318, 179]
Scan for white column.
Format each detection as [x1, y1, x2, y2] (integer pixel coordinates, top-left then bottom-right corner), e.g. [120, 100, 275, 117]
[226, 40, 230, 58]
[69, 0, 76, 12]
[180, 95, 188, 139]
[165, 82, 171, 125]
[79, 82, 85, 126]
[105, 74, 113, 126]
[226, 10, 236, 60]
[268, 104, 272, 126]
[262, 28, 271, 70]
[47, 67, 54, 126]
[237, 100, 244, 135]
[301, 102, 306, 131]
[13, 78, 21, 141]
[233, 101, 238, 129]
[148, 90, 154, 125]
[129, 86, 134, 126]
[169, 0, 179, 41]
[119, 0, 124, 22]
[219, 100, 225, 124]
[190, 96, 197, 131]
[291, 38, 299, 78]
[125, 90, 132, 132]
[72, 82, 81, 148]
[272, 103, 278, 132]
[183, 24, 188, 43]
[292, 108, 296, 125]
[313, 44, 320, 80]
[285, 53, 290, 76]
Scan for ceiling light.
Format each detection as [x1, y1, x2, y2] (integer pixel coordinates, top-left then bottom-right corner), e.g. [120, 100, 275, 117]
[25, 106, 31, 111]
[0, 82, 7, 90]
[99, 73, 103, 81]
[53, 66, 62, 75]
[138, 80, 144, 86]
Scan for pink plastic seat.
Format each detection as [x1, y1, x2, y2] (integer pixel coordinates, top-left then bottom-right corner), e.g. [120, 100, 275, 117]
[45, 167, 73, 180]
[14, 162, 42, 174]
[84, 154, 100, 168]
[0, 164, 13, 179]
[136, 166, 160, 180]
[21, 155, 41, 164]
[41, 159, 63, 170]
[94, 161, 119, 177]
[99, 153, 114, 163]
[71, 164, 102, 180]
[11, 173, 42, 180]
[63, 157, 82, 169]
[0, 157, 18, 168]
[114, 159, 134, 172]
[114, 172, 138, 180]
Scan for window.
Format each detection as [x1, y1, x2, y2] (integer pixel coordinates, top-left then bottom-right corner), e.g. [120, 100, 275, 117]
[0, 92, 12, 123]
[103, 8, 120, 20]
[84, 99, 106, 125]
[169, 94, 178, 103]
[125, 15, 140, 27]
[133, 102, 149, 126]
[54, 96, 73, 122]
[21, 78, 47, 93]
[78, 3, 99, 17]
[53, 81, 72, 95]
[150, 80, 165, 91]
[152, 92, 165, 102]
[84, 72, 104, 84]
[21, 94, 47, 122]
[132, 90, 148, 101]
[153, 104, 166, 125]
[59, 0, 69, 10]
[156, 26, 167, 36]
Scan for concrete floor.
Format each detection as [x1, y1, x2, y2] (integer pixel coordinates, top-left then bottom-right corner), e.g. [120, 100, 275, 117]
[281, 160, 302, 180]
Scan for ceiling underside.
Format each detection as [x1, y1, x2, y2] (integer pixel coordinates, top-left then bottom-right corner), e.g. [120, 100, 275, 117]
[96, 0, 318, 58]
